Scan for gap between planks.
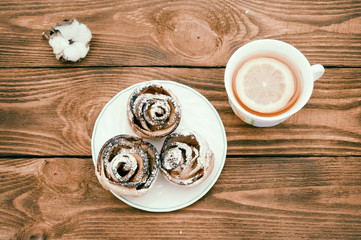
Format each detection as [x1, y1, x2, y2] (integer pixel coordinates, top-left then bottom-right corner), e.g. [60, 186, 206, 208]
[0, 65, 359, 69]
[1, 154, 361, 159]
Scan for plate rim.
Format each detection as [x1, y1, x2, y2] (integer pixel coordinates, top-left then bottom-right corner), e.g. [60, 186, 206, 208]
[91, 80, 227, 212]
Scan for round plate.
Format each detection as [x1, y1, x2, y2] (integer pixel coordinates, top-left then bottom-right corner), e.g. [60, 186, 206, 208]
[91, 80, 227, 212]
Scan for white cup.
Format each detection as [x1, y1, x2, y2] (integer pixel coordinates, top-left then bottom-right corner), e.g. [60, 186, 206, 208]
[224, 39, 325, 127]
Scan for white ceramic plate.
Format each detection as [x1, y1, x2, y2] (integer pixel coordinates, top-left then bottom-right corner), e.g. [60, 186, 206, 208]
[91, 80, 227, 212]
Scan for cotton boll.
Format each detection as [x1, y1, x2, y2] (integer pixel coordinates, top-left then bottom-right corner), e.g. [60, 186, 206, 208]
[63, 42, 89, 62]
[55, 19, 81, 40]
[44, 18, 92, 62]
[72, 23, 92, 43]
[48, 36, 69, 54]
[72, 42, 89, 58]
[62, 44, 82, 62]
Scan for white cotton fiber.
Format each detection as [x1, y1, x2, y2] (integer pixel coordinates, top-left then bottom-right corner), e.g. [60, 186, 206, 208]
[72, 23, 92, 43]
[55, 19, 81, 40]
[45, 18, 92, 62]
[48, 36, 69, 54]
[63, 42, 89, 61]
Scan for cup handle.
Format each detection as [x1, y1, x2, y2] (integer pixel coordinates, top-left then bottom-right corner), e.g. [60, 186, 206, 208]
[311, 64, 325, 81]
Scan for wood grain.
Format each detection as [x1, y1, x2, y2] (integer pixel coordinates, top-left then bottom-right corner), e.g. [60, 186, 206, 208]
[0, 0, 360, 67]
[1, 67, 360, 157]
[1, 156, 360, 239]
[1, 0, 360, 239]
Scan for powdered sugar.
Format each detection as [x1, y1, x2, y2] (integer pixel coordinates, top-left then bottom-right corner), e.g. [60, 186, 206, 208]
[128, 82, 181, 138]
[160, 130, 214, 187]
[95, 134, 160, 197]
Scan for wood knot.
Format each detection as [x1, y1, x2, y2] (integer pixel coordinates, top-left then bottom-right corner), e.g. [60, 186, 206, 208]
[154, 7, 223, 60]
[39, 159, 79, 192]
[16, 223, 49, 240]
[29, 233, 47, 240]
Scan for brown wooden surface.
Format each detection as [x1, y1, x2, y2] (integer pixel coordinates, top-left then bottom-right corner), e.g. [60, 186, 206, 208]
[1, 68, 360, 157]
[1, 0, 361, 239]
[0, 0, 361, 67]
[1, 157, 361, 239]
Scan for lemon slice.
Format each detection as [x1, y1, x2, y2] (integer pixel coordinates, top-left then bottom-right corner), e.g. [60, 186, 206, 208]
[235, 57, 295, 113]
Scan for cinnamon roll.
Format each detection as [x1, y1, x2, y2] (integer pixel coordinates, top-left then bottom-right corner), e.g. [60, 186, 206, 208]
[160, 130, 214, 187]
[127, 81, 181, 138]
[95, 134, 159, 197]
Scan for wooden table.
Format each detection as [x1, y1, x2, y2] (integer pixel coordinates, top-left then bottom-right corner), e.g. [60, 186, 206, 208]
[1, 0, 360, 239]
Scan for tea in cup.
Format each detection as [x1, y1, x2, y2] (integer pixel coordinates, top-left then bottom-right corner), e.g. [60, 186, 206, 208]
[224, 39, 324, 127]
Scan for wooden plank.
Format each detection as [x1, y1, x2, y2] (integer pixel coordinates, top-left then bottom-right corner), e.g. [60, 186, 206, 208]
[1, 157, 360, 239]
[0, 0, 360, 67]
[1, 67, 360, 156]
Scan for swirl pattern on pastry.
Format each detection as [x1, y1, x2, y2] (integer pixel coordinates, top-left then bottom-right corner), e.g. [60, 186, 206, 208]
[95, 134, 159, 197]
[127, 81, 181, 138]
[160, 130, 214, 187]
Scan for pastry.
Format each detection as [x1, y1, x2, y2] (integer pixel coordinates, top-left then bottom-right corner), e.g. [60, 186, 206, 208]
[127, 81, 181, 138]
[159, 130, 214, 187]
[95, 134, 159, 197]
